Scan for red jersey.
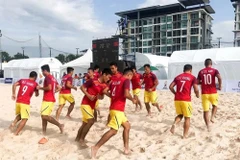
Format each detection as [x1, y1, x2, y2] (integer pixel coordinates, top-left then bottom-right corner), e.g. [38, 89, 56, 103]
[173, 73, 197, 101]
[110, 72, 122, 81]
[93, 71, 100, 80]
[81, 79, 107, 109]
[16, 79, 38, 105]
[143, 72, 157, 91]
[60, 74, 73, 94]
[43, 74, 59, 102]
[197, 67, 220, 94]
[131, 73, 142, 90]
[110, 77, 130, 112]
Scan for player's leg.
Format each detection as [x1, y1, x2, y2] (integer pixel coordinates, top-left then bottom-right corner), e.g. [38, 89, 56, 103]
[183, 117, 190, 139]
[151, 91, 163, 112]
[79, 118, 94, 145]
[41, 115, 64, 133]
[91, 128, 117, 159]
[10, 103, 22, 131]
[42, 118, 48, 135]
[66, 94, 75, 118]
[56, 94, 65, 121]
[134, 95, 139, 111]
[75, 122, 87, 142]
[170, 115, 183, 134]
[122, 121, 131, 155]
[202, 95, 211, 131]
[210, 94, 219, 123]
[211, 105, 217, 123]
[14, 119, 28, 135]
[14, 104, 30, 135]
[144, 91, 151, 116]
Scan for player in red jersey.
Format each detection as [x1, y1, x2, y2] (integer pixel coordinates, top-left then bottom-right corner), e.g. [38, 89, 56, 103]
[75, 68, 112, 146]
[38, 65, 63, 135]
[142, 64, 163, 116]
[109, 62, 122, 82]
[56, 67, 77, 121]
[93, 65, 102, 121]
[197, 59, 222, 131]
[91, 68, 137, 159]
[169, 64, 199, 138]
[93, 65, 100, 80]
[9, 71, 39, 135]
[131, 66, 143, 111]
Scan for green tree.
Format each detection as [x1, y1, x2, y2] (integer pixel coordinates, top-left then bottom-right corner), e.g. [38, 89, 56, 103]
[66, 54, 77, 62]
[55, 54, 66, 64]
[12, 52, 29, 59]
[1, 51, 12, 62]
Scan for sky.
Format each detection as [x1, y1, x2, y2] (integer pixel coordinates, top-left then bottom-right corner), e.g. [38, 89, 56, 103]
[0, 0, 235, 57]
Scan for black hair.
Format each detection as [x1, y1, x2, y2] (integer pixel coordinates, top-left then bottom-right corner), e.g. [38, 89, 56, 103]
[94, 65, 100, 70]
[88, 68, 94, 72]
[110, 62, 118, 67]
[41, 64, 50, 72]
[131, 66, 136, 70]
[183, 64, 192, 72]
[67, 67, 74, 73]
[123, 68, 133, 75]
[144, 64, 150, 68]
[101, 68, 112, 75]
[29, 71, 37, 78]
[204, 58, 212, 67]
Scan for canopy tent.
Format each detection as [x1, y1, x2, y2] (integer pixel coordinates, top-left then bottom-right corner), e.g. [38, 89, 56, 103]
[135, 53, 169, 79]
[60, 49, 92, 76]
[4, 58, 62, 79]
[168, 47, 240, 80]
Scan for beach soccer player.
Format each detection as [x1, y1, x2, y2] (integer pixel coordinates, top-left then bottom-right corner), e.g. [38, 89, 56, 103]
[75, 68, 112, 146]
[9, 71, 39, 135]
[56, 67, 77, 121]
[169, 64, 199, 139]
[93, 65, 101, 122]
[197, 58, 222, 131]
[38, 64, 64, 135]
[142, 64, 163, 116]
[91, 68, 137, 159]
[131, 66, 143, 111]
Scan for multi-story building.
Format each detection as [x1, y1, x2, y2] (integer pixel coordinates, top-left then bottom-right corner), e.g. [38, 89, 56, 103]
[230, 0, 240, 47]
[116, 0, 215, 56]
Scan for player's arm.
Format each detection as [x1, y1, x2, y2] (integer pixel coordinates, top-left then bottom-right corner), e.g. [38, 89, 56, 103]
[150, 75, 159, 91]
[169, 81, 176, 95]
[197, 72, 201, 85]
[80, 80, 95, 101]
[66, 79, 77, 91]
[12, 81, 20, 100]
[39, 77, 52, 91]
[193, 84, 200, 98]
[35, 86, 39, 97]
[216, 73, 222, 90]
[124, 80, 136, 104]
[55, 84, 62, 93]
[102, 87, 110, 97]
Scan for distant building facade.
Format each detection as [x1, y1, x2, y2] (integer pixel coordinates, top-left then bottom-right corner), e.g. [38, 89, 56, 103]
[231, 0, 240, 47]
[116, 0, 215, 56]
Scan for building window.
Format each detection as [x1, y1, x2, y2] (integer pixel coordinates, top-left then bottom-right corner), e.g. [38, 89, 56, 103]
[131, 49, 135, 53]
[148, 41, 152, 46]
[173, 30, 181, 37]
[131, 21, 135, 27]
[167, 31, 172, 37]
[161, 46, 167, 53]
[161, 16, 166, 23]
[167, 16, 172, 22]
[173, 38, 181, 44]
[143, 20, 147, 26]
[167, 46, 172, 52]
[148, 19, 153, 25]
[173, 22, 181, 29]
[190, 44, 198, 50]
[182, 30, 187, 35]
[181, 45, 187, 50]
[143, 33, 152, 39]
[167, 39, 172, 44]
[161, 38, 166, 45]
[161, 24, 167, 30]
[131, 42, 135, 47]
[191, 20, 199, 27]
[143, 41, 147, 46]
[167, 24, 172, 30]
[143, 48, 148, 53]
[181, 20, 188, 28]
[148, 48, 152, 53]
[131, 29, 135, 34]
[143, 27, 152, 33]
[191, 36, 198, 43]
[191, 28, 199, 35]
[182, 13, 187, 20]
[191, 12, 199, 19]
[182, 38, 187, 43]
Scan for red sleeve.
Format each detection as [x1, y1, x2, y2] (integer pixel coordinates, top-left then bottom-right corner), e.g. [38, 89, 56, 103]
[84, 79, 93, 88]
[173, 77, 177, 84]
[152, 73, 157, 81]
[139, 74, 143, 79]
[45, 76, 51, 86]
[192, 77, 197, 85]
[197, 72, 201, 80]
[215, 69, 220, 76]
[67, 77, 73, 82]
[17, 79, 22, 84]
[123, 79, 130, 90]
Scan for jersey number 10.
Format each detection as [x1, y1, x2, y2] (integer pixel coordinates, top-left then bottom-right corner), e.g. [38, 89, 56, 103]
[203, 74, 212, 85]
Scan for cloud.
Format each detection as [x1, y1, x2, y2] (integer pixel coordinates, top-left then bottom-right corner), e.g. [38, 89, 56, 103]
[138, 0, 179, 8]
[212, 20, 234, 47]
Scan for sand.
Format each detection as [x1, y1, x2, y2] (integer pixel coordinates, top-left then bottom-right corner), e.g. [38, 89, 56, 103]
[0, 83, 240, 160]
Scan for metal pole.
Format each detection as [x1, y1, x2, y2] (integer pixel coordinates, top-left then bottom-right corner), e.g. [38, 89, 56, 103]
[217, 37, 222, 48]
[49, 48, 52, 57]
[39, 33, 42, 58]
[21, 47, 25, 58]
[0, 30, 2, 70]
[76, 48, 79, 55]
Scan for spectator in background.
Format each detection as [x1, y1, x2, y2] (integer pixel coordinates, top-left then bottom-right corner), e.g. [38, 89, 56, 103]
[74, 74, 79, 87]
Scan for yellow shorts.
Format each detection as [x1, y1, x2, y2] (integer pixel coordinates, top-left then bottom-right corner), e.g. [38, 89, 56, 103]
[81, 105, 94, 123]
[95, 100, 99, 110]
[144, 91, 158, 104]
[41, 101, 55, 116]
[201, 94, 219, 112]
[174, 101, 193, 118]
[59, 94, 75, 105]
[108, 110, 128, 131]
[16, 103, 30, 119]
[132, 88, 141, 97]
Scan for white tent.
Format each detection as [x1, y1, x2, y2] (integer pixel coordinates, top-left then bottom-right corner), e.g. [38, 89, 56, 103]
[168, 47, 240, 80]
[4, 58, 62, 79]
[60, 49, 92, 76]
[135, 53, 169, 79]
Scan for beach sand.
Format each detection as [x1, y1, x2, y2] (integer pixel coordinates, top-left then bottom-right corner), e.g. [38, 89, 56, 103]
[0, 83, 240, 160]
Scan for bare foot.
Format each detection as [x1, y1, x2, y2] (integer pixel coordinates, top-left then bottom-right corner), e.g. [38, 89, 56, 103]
[91, 146, 99, 159]
[157, 105, 163, 112]
[146, 113, 152, 117]
[79, 141, 88, 148]
[182, 135, 188, 139]
[207, 125, 212, 132]
[9, 123, 15, 132]
[124, 148, 131, 155]
[59, 124, 64, 134]
[210, 118, 215, 123]
[170, 124, 176, 134]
